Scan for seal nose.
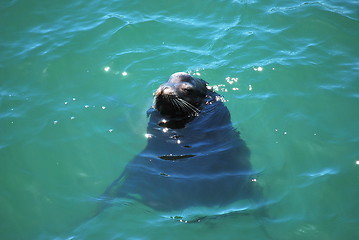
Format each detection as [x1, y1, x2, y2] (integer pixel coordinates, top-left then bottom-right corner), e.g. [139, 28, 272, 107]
[161, 84, 175, 95]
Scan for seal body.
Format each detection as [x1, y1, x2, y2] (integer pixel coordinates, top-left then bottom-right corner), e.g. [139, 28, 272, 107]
[104, 72, 255, 211]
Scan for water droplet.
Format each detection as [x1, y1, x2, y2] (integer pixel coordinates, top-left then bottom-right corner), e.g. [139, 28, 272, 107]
[145, 134, 153, 138]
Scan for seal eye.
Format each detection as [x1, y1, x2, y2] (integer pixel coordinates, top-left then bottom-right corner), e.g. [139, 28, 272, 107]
[181, 84, 194, 94]
[183, 88, 193, 93]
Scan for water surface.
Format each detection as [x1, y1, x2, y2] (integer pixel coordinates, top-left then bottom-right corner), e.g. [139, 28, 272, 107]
[1, 0, 358, 239]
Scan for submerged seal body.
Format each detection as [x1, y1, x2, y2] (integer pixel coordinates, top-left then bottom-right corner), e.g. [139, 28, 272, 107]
[104, 72, 256, 211]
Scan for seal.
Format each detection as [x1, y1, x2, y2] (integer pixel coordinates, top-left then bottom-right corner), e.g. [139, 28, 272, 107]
[103, 72, 257, 211]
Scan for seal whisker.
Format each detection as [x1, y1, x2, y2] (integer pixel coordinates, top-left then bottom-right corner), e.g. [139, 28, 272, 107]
[172, 98, 190, 112]
[177, 98, 200, 114]
[165, 95, 177, 110]
[175, 98, 192, 109]
[173, 98, 197, 115]
[170, 97, 183, 112]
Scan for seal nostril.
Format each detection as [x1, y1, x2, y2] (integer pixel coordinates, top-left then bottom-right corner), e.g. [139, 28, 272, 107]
[162, 86, 174, 95]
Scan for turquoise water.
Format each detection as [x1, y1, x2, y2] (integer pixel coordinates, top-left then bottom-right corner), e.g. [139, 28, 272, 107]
[1, 0, 359, 239]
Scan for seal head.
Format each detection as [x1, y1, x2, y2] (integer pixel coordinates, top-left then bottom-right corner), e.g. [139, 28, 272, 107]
[154, 72, 208, 119]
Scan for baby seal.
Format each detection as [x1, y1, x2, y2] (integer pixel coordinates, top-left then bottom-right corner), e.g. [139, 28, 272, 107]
[103, 72, 256, 211]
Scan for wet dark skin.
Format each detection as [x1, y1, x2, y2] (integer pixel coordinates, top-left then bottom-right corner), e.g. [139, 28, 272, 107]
[102, 72, 258, 211]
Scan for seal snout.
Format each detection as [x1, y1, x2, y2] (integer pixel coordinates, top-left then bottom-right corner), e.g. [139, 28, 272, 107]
[155, 83, 177, 100]
[160, 84, 176, 96]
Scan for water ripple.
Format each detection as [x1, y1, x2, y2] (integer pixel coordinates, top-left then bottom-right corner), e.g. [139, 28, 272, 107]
[268, 1, 358, 20]
[1, 0, 359, 239]
[301, 168, 339, 178]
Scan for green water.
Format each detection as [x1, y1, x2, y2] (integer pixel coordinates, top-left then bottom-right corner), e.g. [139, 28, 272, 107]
[1, 0, 358, 239]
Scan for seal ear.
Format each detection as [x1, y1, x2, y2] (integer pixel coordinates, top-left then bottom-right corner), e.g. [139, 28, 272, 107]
[194, 78, 209, 96]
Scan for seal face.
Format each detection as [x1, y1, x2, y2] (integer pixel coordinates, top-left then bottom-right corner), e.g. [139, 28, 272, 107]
[154, 72, 207, 119]
[103, 72, 255, 211]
